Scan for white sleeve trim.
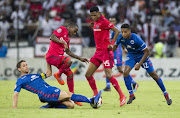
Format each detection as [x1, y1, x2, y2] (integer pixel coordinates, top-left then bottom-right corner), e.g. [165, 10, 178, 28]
[142, 46, 147, 50]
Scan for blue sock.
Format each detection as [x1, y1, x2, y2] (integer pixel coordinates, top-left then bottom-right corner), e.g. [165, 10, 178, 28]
[129, 75, 136, 85]
[71, 94, 92, 103]
[156, 78, 167, 95]
[106, 78, 111, 88]
[124, 75, 133, 95]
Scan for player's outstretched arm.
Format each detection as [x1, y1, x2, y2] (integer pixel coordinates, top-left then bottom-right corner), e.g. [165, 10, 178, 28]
[65, 50, 89, 64]
[46, 62, 52, 77]
[13, 92, 19, 109]
[113, 44, 118, 52]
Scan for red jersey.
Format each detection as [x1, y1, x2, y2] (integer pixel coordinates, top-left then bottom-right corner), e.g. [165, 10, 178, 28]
[46, 26, 70, 57]
[93, 15, 114, 51]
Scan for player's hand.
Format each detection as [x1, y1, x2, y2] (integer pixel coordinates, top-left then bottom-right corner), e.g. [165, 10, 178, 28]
[134, 63, 141, 71]
[108, 44, 113, 50]
[63, 44, 69, 52]
[80, 58, 89, 64]
[123, 49, 128, 54]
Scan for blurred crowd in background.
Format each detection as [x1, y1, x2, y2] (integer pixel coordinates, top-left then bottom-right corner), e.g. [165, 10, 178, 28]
[0, 0, 180, 58]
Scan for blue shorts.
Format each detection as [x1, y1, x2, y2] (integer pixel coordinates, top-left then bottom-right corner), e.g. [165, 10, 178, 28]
[38, 86, 61, 103]
[114, 46, 123, 67]
[125, 56, 154, 73]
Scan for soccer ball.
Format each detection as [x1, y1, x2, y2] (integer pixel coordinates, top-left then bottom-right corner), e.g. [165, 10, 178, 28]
[90, 97, 102, 109]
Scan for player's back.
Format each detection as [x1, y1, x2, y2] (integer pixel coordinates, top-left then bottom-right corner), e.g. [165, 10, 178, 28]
[15, 74, 50, 95]
[93, 15, 114, 51]
[46, 26, 69, 57]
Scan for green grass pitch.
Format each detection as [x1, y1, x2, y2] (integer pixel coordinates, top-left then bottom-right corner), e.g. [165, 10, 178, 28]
[0, 80, 180, 118]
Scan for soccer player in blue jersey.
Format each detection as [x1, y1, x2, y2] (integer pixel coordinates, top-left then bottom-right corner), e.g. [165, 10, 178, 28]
[104, 18, 139, 92]
[12, 60, 102, 109]
[113, 24, 172, 105]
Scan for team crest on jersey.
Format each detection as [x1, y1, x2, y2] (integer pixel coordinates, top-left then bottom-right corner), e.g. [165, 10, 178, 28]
[54, 89, 59, 92]
[57, 28, 62, 33]
[97, 25, 99, 29]
[64, 35, 66, 38]
[130, 40, 134, 44]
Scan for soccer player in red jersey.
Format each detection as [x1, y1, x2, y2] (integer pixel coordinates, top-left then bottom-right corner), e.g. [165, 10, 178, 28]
[85, 6, 126, 107]
[46, 23, 89, 106]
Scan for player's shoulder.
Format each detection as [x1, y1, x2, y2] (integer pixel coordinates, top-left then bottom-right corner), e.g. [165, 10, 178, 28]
[56, 26, 67, 33]
[132, 33, 141, 40]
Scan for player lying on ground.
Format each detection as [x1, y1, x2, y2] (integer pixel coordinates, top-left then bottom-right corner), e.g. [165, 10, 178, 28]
[12, 60, 102, 109]
[45, 23, 89, 106]
[103, 18, 139, 92]
[113, 23, 172, 105]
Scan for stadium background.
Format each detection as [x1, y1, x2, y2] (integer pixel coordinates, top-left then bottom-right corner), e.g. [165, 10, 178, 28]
[0, 0, 180, 80]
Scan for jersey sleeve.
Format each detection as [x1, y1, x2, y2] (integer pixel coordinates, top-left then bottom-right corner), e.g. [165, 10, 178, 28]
[14, 79, 22, 92]
[115, 34, 122, 45]
[40, 73, 47, 79]
[52, 26, 65, 38]
[136, 35, 147, 50]
[102, 19, 114, 30]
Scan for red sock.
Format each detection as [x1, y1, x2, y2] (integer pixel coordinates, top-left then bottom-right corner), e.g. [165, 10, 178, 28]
[109, 76, 124, 98]
[86, 76, 98, 96]
[58, 63, 71, 76]
[67, 77, 74, 93]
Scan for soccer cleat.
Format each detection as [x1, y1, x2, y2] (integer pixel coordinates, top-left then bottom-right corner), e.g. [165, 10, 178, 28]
[54, 72, 65, 85]
[120, 95, 126, 107]
[40, 103, 52, 108]
[127, 94, 136, 104]
[94, 90, 102, 104]
[103, 87, 111, 91]
[164, 93, 172, 105]
[74, 101, 83, 106]
[133, 83, 139, 92]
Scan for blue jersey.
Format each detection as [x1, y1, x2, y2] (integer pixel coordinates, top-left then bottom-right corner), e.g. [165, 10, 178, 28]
[115, 33, 147, 59]
[110, 26, 123, 66]
[14, 73, 49, 95]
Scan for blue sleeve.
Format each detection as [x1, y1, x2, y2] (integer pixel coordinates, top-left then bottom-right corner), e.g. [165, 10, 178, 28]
[14, 79, 22, 92]
[115, 34, 122, 45]
[111, 31, 115, 39]
[136, 35, 147, 50]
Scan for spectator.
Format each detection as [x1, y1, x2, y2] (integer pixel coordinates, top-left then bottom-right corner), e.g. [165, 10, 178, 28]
[0, 17, 10, 41]
[39, 14, 53, 37]
[142, 16, 158, 51]
[106, 0, 119, 17]
[153, 41, 166, 58]
[29, 1, 42, 19]
[0, 40, 8, 58]
[172, 19, 180, 32]
[160, 26, 180, 57]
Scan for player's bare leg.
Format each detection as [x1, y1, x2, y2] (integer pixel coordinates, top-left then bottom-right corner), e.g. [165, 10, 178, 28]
[105, 68, 126, 106]
[85, 62, 98, 96]
[149, 71, 172, 105]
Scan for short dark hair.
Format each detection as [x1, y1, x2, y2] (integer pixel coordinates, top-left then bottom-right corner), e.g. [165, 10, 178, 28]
[68, 22, 78, 28]
[16, 60, 26, 69]
[121, 23, 131, 29]
[90, 6, 99, 12]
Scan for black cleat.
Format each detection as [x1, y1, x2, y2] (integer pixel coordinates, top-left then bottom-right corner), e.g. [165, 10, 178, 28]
[164, 93, 172, 105]
[127, 95, 136, 104]
[132, 83, 139, 92]
[103, 87, 111, 91]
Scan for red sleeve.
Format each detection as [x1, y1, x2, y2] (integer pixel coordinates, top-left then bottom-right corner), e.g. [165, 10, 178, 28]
[52, 26, 65, 38]
[102, 19, 114, 30]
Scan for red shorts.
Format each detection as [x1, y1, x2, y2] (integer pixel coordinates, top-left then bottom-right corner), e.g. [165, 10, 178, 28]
[90, 50, 114, 68]
[46, 55, 70, 69]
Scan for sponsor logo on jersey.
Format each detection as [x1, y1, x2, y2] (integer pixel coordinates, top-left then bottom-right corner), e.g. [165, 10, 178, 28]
[31, 75, 39, 81]
[54, 89, 59, 92]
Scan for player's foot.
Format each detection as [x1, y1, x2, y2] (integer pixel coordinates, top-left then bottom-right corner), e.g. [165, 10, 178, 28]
[133, 83, 139, 92]
[54, 72, 65, 85]
[127, 94, 136, 104]
[91, 90, 102, 105]
[164, 93, 172, 105]
[120, 95, 126, 107]
[74, 101, 83, 106]
[40, 103, 52, 108]
[103, 87, 111, 91]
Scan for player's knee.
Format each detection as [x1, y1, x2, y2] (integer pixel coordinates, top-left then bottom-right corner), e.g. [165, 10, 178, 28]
[106, 73, 112, 79]
[123, 70, 129, 77]
[66, 59, 72, 66]
[118, 69, 123, 74]
[85, 72, 91, 78]
[67, 101, 75, 109]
